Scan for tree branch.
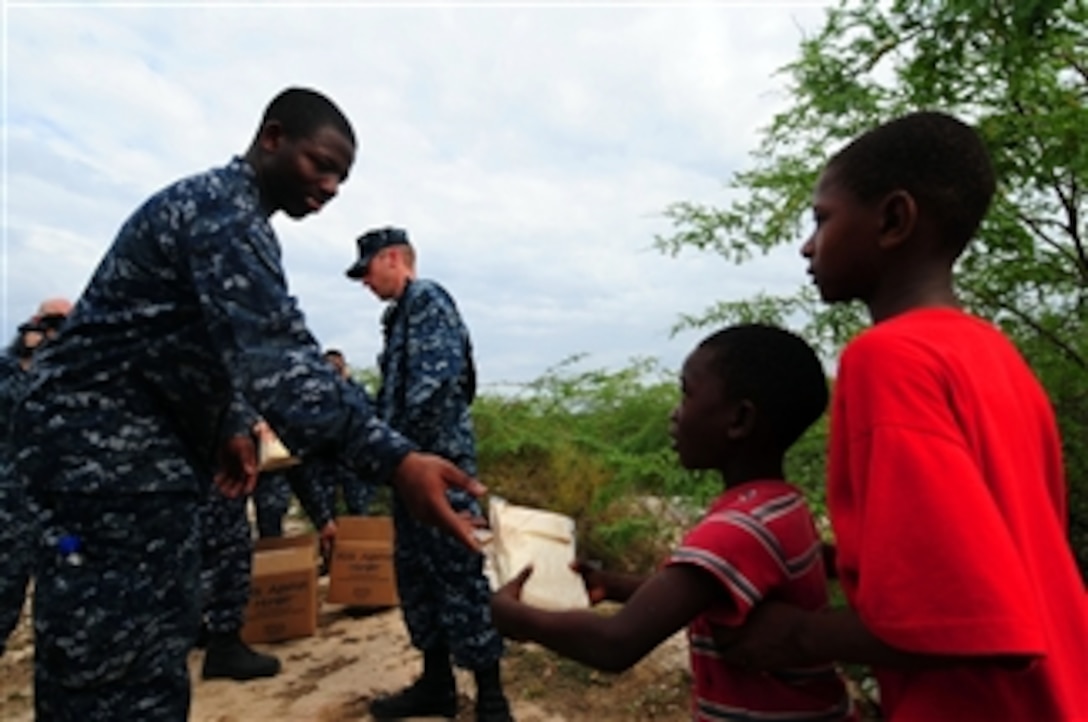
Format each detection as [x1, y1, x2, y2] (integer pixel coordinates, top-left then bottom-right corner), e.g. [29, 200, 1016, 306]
[972, 288, 1087, 370]
[1059, 49, 1088, 86]
[1008, 98, 1087, 283]
[1012, 208, 1087, 283]
[1066, 173, 1085, 276]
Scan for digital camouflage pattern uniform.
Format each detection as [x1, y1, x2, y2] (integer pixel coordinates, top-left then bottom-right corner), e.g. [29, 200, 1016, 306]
[377, 278, 502, 671]
[254, 436, 375, 538]
[204, 405, 345, 632]
[0, 354, 32, 654]
[286, 454, 375, 522]
[199, 487, 251, 636]
[320, 378, 379, 517]
[12, 157, 416, 721]
[218, 459, 352, 640]
[253, 469, 293, 538]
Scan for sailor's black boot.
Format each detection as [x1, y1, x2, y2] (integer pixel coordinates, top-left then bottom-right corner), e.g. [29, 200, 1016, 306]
[201, 631, 282, 681]
[370, 643, 457, 719]
[474, 663, 514, 722]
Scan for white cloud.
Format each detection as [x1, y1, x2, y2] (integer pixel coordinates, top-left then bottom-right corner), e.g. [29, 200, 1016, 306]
[3, 2, 831, 383]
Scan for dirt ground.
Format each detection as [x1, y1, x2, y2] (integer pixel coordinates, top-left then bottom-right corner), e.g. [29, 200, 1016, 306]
[0, 580, 692, 722]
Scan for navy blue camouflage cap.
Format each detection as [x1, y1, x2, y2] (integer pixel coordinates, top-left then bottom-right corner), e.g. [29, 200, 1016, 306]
[345, 226, 412, 279]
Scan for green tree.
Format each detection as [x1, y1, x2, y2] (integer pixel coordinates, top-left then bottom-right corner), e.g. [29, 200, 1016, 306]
[656, 0, 1088, 576]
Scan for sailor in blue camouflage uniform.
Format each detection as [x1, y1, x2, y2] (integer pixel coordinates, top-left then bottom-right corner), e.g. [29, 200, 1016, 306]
[347, 227, 512, 722]
[0, 299, 72, 656]
[204, 449, 346, 683]
[0, 331, 29, 658]
[253, 467, 294, 538]
[254, 349, 375, 539]
[319, 349, 378, 515]
[253, 461, 340, 538]
[284, 452, 376, 535]
[11, 88, 484, 722]
[199, 416, 348, 680]
[197, 481, 281, 680]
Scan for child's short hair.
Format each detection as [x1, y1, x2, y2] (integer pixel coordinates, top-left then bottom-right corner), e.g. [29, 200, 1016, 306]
[827, 111, 995, 257]
[261, 87, 356, 146]
[699, 324, 828, 452]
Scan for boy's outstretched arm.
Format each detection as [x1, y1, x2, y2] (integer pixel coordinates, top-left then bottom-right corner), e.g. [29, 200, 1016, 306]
[491, 564, 723, 673]
[712, 601, 1029, 671]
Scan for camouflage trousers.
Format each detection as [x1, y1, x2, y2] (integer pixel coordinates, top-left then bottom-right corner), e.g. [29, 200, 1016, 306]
[200, 488, 252, 634]
[253, 470, 291, 538]
[336, 469, 376, 517]
[32, 491, 200, 722]
[393, 488, 503, 670]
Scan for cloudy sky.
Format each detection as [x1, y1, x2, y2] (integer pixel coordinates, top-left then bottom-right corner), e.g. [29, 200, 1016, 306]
[4, 1, 830, 389]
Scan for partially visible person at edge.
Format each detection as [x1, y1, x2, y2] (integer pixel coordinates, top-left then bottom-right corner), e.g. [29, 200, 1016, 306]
[711, 111, 1088, 721]
[0, 298, 72, 655]
[314, 349, 379, 524]
[347, 227, 512, 722]
[252, 417, 335, 541]
[254, 349, 376, 542]
[491, 324, 855, 722]
[11, 87, 485, 722]
[319, 348, 380, 515]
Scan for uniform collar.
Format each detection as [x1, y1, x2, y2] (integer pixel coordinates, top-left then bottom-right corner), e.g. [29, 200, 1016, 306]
[381, 278, 415, 334]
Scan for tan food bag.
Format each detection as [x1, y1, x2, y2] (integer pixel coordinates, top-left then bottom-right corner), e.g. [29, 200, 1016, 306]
[257, 426, 301, 472]
[486, 496, 590, 610]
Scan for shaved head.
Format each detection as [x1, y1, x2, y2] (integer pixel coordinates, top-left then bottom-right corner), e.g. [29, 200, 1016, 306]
[36, 297, 73, 317]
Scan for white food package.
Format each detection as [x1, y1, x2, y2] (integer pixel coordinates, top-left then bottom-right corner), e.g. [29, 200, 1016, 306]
[484, 496, 590, 610]
[257, 427, 301, 472]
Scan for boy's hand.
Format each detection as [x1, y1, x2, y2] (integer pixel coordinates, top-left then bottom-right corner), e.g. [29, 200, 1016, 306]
[712, 601, 809, 671]
[495, 565, 533, 601]
[392, 452, 487, 552]
[214, 433, 258, 498]
[570, 559, 608, 605]
[490, 565, 534, 640]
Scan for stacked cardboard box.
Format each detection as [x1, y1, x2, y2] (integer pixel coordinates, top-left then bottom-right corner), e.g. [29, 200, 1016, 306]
[240, 534, 319, 644]
[327, 516, 399, 607]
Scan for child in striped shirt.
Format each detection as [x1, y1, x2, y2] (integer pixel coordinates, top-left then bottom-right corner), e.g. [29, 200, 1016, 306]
[491, 323, 853, 722]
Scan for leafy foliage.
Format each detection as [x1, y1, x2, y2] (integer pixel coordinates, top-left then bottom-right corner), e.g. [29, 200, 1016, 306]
[656, 0, 1088, 578]
[473, 357, 691, 571]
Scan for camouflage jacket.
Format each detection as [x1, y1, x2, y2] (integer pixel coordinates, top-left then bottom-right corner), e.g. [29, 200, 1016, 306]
[377, 279, 477, 475]
[14, 157, 415, 495]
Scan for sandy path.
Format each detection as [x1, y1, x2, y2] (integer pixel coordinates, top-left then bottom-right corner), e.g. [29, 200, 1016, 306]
[189, 601, 564, 722]
[0, 584, 572, 722]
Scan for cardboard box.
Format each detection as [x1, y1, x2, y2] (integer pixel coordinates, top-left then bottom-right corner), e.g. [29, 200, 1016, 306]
[240, 534, 319, 644]
[327, 516, 399, 607]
